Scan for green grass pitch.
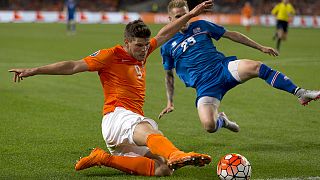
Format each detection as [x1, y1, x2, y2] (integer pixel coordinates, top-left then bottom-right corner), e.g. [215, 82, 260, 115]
[0, 23, 320, 179]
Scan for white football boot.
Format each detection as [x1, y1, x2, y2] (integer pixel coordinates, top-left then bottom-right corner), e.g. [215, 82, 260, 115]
[296, 88, 320, 106]
[219, 112, 240, 132]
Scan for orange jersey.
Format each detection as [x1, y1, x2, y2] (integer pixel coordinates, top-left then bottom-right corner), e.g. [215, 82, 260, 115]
[241, 5, 253, 18]
[83, 38, 157, 116]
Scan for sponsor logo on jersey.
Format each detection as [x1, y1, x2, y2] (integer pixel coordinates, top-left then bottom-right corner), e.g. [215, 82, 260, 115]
[90, 50, 100, 57]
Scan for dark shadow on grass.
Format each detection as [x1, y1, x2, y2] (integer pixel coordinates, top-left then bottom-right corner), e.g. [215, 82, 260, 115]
[84, 171, 125, 177]
[80, 169, 159, 179]
[82, 172, 169, 179]
[77, 167, 124, 177]
[77, 167, 214, 179]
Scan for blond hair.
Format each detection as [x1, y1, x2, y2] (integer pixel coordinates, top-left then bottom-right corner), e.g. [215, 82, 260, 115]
[167, 0, 189, 13]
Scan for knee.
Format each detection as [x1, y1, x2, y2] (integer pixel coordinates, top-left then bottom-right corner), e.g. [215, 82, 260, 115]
[154, 163, 173, 176]
[197, 101, 220, 133]
[205, 126, 218, 133]
[241, 60, 262, 77]
[234, 60, 261, 82]
[202, 118, 218, 133]
[246, 60, 262, 75]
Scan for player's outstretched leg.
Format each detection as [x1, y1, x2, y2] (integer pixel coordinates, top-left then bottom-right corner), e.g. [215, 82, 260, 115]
[295, 88, 320, 105]
[258, 64, 320, 106]
[146, 134, 211, 171]
[219, 112, 240, 132]
[75, 147, 160, 176]
[167, 151, 212, 170]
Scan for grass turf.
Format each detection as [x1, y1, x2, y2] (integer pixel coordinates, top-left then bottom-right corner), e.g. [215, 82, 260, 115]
[0, 23, 320, 179]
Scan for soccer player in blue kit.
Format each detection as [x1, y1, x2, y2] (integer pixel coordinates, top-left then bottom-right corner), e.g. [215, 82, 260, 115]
[65, 0, 77, 33]
[158, 0, 320, 134]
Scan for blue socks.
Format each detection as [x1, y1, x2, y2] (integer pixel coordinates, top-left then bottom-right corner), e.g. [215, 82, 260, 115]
[258, 64, 297, 94]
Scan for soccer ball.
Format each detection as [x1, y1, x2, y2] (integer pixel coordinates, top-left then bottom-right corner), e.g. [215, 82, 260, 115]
[217, 153, 252, 180]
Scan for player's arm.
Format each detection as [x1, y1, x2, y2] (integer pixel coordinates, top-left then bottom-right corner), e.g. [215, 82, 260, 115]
[222, 31, 279, 56]
[8, 60, 88, 82]
[271, 4, 279, 16]
[154, 0, 213, 47]
[158, 69, 175, 119]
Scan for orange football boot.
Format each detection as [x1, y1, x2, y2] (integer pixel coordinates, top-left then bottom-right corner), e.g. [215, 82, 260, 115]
[75, 147, 110, 171]
[167, 151, 212, 170]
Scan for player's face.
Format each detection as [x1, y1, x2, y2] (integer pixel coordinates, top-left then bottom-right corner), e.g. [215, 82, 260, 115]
[169, 6, 189, 32]
[125, 37, 150, 61]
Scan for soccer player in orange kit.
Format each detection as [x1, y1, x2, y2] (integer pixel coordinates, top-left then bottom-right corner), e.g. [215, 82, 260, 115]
[241, 1, 253, 32]
[8, 0, 214, 177]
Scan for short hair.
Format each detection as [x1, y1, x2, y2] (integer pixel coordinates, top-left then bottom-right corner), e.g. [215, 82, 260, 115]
[124, 19, 151, 41]
[167, 0, 189, 13]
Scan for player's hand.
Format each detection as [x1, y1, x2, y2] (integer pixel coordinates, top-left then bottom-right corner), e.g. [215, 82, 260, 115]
[189, 0, 214, 17]
[158, 104, 174, 119]
[8, 68, 35, 82]
[260, 46, 279, 57]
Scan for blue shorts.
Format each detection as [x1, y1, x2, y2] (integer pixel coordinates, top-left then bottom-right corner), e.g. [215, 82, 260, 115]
[195, 56, 240, 107]
[68, 12, 75, 20]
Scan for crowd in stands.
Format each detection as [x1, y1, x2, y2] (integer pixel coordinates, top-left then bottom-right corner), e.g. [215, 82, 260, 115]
[256, 0, 320, 16]
[214, 0, 320, 15]
[0, 0, 119, 11]
[0, 0, 319, 15]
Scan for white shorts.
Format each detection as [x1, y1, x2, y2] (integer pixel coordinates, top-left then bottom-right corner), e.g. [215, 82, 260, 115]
[241, 17, 252, 26]
[228, 60, 242, 83]
[101, 107, 158, 157]
[197, 96, 221, 108]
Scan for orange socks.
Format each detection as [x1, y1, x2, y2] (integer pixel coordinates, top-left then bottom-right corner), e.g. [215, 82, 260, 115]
[102, 155, 155, 176]
[93, 134, 182, 176]
[146, 134, 183, 159]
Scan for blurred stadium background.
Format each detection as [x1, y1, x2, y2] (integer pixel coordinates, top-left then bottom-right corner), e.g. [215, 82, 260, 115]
[1, 0, 320, 14]
[0, 0, 320, 27]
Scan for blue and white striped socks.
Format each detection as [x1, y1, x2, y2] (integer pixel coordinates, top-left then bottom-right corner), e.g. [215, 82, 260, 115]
[258, 64, 298, 94]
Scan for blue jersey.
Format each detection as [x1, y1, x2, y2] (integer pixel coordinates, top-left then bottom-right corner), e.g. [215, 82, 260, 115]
[66, 0, 76, 20]
[161, 20, 228, 88]
[161, 20, 239, 102]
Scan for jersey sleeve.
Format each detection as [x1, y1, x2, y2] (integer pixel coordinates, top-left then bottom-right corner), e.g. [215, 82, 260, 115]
[202, 20, 226, 41]
[147, 38, 158, 57]
[271, 4, 279, 15]
[83, 49, 114, 71]
[161, 45, 174, 70]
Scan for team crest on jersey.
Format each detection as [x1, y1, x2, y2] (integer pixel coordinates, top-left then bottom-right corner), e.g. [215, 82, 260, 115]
[193, 27, 201, 34]
[90, 50, 100, 57]
[171, 41, 177, 48]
